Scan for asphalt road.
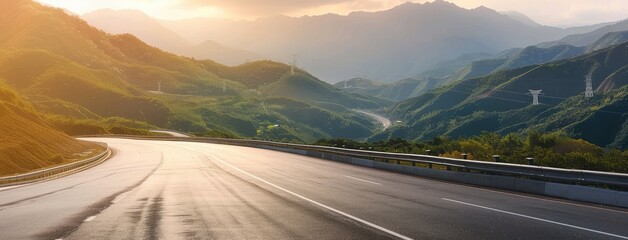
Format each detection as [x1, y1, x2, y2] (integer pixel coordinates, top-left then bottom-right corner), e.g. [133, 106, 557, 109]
[1, 138, 627, 240]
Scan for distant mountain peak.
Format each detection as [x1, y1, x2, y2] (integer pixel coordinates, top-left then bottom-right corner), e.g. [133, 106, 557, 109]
[426, 0, 459, 8]
[386, 0, 463, 14]
[473, 5, 493, 12]
[500, 11, 542, 27]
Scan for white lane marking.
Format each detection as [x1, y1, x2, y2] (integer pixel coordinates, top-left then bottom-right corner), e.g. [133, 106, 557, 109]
[179, 141, 626, 214]
[459, 184, 628, 215]
[442, 198, 628, 239]
[111, 192, 129, 204]
[214, 157, 412, 240]
[345, 175, 382, 185]
[84, 216, 97, 222]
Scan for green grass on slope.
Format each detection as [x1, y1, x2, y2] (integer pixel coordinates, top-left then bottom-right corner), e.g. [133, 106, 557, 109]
[0, 1, 391, 142]
[0, 83, 103, 176]
[384, 43, 628, 148]
[262, 73, 390, 109]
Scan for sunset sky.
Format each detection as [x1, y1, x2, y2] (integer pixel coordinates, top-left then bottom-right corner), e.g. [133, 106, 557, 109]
[37, 0, 628, 27]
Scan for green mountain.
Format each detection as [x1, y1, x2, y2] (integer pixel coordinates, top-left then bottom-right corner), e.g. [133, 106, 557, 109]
[335, 77, 445, 102]
[0, 0, 384, 142]
[377, 42, 628, 149]
[587, 31, 628, 52]
[448, 44, 586, 83]
[361, 29, 628, 102]
[263, 74, 391, 109]
[334, 78, 384, 89]
[335, 44, 591, 102]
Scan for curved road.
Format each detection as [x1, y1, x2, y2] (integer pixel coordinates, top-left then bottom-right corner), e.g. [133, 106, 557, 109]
[149, 130, 191, 138]
[1, 138, 627, 239]
[354, 110, 391, 130]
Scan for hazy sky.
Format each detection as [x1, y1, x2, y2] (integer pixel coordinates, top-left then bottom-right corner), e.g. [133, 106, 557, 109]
[37, 0, 628, 27]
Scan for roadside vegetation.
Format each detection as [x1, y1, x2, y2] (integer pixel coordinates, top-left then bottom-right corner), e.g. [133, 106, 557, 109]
[316, 131, 628, 173]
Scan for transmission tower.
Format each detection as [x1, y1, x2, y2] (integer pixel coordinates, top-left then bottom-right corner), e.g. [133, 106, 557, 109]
[585, 74, 594, 98]
[529, 89, 542, 105]
[291, 54, 298, 75]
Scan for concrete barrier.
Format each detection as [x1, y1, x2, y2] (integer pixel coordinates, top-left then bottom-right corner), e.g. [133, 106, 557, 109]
[78, 135, 628, 209]
[264, 144, 628, 208]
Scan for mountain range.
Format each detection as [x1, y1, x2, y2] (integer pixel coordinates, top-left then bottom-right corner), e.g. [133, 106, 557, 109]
[339, 26, 628, 102]
[81, 9, 265, 66]
[1, 0, 626, 154]
[375, 41, 628, 149]
[0, 0, 389, 144]
[83, 1, 614, 83]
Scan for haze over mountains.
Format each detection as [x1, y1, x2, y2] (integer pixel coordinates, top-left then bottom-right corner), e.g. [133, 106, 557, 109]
[1, 0, 390, 145]
[82, 0, 617, 83]
[82, 9, 265, 65]
[1, 0, 626, 153]
[336, 22, 628, 102]
[379, 41, 628, 149]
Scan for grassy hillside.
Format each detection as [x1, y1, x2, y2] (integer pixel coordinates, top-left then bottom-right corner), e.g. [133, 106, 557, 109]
[357, 29, 628, 103]
[336, 44, 588, 102]
[0, 82, 103, 176]
[336, 77, 443, 102]
[380, 42, 628, 149]
[0, 0, 388, 142]
[587, 31, 628, 52]
[262, 73, 391, 109]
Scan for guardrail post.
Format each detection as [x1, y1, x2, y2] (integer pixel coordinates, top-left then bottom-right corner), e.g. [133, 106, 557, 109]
[526, 157, 534, 165]
[493, 155, 501, 162]
[461, 153, 468, 160]
[428, 163, 432, 169]
[425, 150, 432, 156]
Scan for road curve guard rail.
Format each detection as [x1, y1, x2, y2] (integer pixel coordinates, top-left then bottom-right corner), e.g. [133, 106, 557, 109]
[211, 138, 628, 190]
[83, 135, 628, 191]
[0, 143, 111, 187]
[79, 135, 628, 207]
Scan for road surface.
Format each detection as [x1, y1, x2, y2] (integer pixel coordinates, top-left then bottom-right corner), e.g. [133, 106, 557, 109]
[0, 138, 626, 239]
[354, 110, 392, 130]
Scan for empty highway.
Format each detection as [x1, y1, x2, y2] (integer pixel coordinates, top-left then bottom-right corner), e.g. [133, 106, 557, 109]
[0, 138, 627, 239]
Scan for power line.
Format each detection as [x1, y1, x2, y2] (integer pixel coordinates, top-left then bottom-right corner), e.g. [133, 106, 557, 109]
[445, 87, 626, 115]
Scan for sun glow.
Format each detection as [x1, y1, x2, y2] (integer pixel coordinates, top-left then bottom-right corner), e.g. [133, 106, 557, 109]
[36, 0, 227, 19]
[35, 0, 628, 26]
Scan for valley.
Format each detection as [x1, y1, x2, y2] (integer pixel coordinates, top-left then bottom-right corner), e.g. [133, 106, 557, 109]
[0, 0, 626, 176]
[1, 1, 628, 239]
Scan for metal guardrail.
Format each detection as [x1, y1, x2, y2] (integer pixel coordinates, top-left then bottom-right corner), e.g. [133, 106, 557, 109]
[81, 135, 628, 190]
[0, 143, 111, 187]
